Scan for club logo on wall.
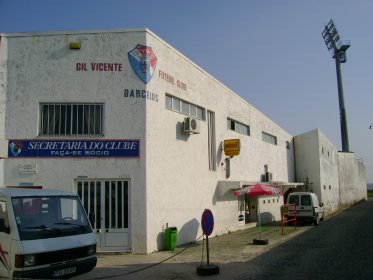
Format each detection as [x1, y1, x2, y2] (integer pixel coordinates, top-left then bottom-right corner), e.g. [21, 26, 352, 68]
[128, 44, 157, 84]
[9, 141, 22, 157]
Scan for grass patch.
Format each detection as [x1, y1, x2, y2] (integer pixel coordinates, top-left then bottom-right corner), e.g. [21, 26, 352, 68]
[257, 225, 277, 232]
[368, 190, 373, 198]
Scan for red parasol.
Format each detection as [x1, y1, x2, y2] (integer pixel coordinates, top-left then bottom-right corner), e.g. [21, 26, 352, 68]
[233, 183, 282, 241]
[234, 183, 282, 197]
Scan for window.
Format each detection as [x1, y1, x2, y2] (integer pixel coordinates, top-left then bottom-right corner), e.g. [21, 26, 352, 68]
[190, 104, 197, 117]
[289, 196, 299, 205]
[181, 101, 189, 115]
[0, 201, 10, 234]
[40, 103, 104, 136]
[262, 132, 277, 145]
[301, 195, 311, 206]
[166, 96, 172, 109]
[227, 118, 250, 136]
[165, 95, 204, 120]
[172, 98, 180, 112]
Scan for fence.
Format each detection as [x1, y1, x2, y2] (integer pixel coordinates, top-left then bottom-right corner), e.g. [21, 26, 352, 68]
[280, 203, 297, 235]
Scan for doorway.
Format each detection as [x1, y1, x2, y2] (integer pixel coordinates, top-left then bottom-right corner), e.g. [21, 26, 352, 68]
[76, 180, 130, 251]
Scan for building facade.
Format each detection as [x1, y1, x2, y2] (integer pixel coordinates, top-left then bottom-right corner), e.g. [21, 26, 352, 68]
[0, 29, 366, 253]
[294, 129, 367, 215]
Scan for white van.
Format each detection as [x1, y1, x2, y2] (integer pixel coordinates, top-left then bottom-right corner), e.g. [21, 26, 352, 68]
[0, 187, 97, 279]
[287, 192, 324, 225]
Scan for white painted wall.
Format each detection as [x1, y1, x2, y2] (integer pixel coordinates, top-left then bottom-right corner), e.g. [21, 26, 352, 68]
[0, 36, 7, 187]
[294, 129, 322, 189]
[258, 195, 283, 224]
[338, 152, 367, 207]
[294, 129, 366, 216]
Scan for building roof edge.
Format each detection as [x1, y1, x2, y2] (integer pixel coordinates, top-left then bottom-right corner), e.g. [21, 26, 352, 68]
[0, 27, 149, 37]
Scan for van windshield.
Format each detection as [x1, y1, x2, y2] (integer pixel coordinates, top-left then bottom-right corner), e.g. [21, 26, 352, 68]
[12, 196, 92, 240]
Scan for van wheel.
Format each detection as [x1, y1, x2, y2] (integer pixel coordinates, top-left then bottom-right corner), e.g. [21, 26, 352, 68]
[314, 216, 320, 226]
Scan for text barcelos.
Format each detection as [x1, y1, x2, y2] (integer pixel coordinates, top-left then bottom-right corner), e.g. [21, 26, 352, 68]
[124, 88, 158, 102]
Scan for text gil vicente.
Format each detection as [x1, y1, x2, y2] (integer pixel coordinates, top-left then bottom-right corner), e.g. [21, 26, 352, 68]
[76, 62, 123, 72]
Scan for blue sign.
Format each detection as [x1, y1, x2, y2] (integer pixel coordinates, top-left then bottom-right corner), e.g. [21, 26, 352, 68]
[8, 139, 140, 158]
[201, 209, 214, 236]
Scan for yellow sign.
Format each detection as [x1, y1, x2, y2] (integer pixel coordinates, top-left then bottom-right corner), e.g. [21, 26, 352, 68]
[223, 139, 240, 156]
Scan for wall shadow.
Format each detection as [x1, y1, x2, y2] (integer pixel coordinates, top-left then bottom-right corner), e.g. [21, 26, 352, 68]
[156, 218, 200, 251]
[176, 121, 189, 142]
[177, 218, 200, 245]
[259, 212, 276, 225]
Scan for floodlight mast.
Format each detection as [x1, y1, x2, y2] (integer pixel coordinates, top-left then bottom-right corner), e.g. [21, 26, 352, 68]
[322, 19, 350, 152]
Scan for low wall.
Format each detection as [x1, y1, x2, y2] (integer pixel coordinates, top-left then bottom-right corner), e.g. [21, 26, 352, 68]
[338, 152, 367, 209]
[258, 195, 283, 224]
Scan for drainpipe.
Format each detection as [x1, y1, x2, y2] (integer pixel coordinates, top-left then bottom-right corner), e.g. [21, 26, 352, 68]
[292, 138, 297, 182]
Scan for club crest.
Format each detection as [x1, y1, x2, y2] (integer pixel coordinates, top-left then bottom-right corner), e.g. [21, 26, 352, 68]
[9, 141, 22, 157]
[128, 44, 157, 84]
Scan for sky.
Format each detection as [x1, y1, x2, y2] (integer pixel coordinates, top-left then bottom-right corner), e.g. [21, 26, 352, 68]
[0, 0, 372, 182]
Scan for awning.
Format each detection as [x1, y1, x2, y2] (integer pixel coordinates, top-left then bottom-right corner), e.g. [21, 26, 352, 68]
[273, 182, 304, 193]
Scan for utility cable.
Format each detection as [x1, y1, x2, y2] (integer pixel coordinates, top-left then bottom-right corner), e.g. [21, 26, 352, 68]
[91, 234, 204, 280]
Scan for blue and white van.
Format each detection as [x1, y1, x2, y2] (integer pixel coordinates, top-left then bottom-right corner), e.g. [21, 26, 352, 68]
[0, 187, 97, 279]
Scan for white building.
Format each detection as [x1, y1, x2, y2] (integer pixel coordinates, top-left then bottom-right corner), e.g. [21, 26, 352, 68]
[0, 29, 366, 254]
[294, 129, 367, 215]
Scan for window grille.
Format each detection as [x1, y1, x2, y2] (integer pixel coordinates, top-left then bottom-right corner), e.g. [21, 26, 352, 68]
[165, 95, 204, 120]
[40, 103, 104, 136]
[227, 118, 250, 136]
[262, 131, 277, 145]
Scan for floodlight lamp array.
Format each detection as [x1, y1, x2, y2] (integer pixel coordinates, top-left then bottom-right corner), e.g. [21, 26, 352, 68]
[322, 20, 341, 52]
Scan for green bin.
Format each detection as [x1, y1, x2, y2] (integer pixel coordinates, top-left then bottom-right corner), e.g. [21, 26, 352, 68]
[164, 227, 177, 251]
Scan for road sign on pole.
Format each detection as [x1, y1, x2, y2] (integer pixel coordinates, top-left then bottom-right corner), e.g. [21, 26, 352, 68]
[197, 209, 219, 276]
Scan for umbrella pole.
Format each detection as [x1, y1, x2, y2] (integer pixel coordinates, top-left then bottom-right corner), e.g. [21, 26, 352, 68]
[258, 197, 262, 239]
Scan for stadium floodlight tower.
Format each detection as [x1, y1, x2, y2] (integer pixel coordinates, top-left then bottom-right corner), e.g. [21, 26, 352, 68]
[322, 19, 351, 152]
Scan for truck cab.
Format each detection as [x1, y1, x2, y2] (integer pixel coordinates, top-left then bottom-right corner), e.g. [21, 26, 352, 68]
[287, 192, 324, 225]
[0, 187, 97, 279]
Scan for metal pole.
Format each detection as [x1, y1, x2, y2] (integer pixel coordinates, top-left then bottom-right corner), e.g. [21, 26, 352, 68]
[206, 235, 210, 266]
[334, 53, 350, 152]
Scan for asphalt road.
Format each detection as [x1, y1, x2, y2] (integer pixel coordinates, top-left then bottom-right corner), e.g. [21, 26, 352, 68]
[75, 199, 373, 280]
[236, 199, 373, 280]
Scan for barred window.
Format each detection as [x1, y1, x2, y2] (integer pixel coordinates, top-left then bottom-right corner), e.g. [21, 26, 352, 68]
[40, 103, 104, 136]
[227, 118, 250, 136]
[262, 131, 277, 145]
[165, 95, 204, 120]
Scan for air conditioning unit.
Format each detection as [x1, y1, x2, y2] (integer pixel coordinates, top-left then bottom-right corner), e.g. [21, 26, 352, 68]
[183, 117, 200, 134]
